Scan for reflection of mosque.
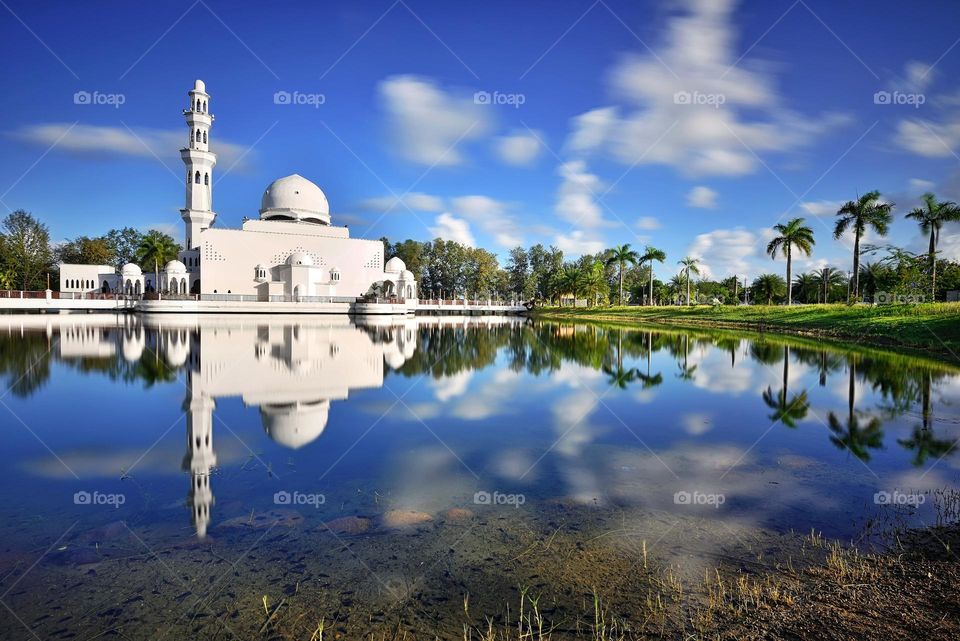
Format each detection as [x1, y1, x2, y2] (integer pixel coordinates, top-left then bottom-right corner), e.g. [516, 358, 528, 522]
[54, 315, 419, 537]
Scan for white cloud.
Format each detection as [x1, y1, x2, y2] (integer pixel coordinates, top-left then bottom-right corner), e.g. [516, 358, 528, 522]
[686, 185, 718, 208]
[450, 195, 522, 248]
[378, 75, 491, 166]
[565, 0, 847, 176]
[555, 160, 606, 228]
[635, 216, 661, 230]
[432, 371, 472, 402]
[686, 227, 759, 279]
[359, 192, 445, 213]
[892, 60, 935, 93]
[909, 178, 936, 194]
[429, 212, 475, 246]
[12, 123, 254, 171]
[799, 200, 843, 216]
[554, 230, 605, 256]
[495, 130, 542, 166]
[894, 118, 960, 158]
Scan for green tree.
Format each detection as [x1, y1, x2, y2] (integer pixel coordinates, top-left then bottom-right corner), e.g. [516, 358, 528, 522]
[833, 191, 893, 301]
[1, 210, 54, 290]
[677, 256, 700, 305]
[905, 192, 960, 301]
[606, 244, 640, 305]
[137, 230, 180, 292]
[793, 272, 819, 304]
[507, 246, 531, 300]
[104, 227, 144, 268]
[58, 236, 116, 266]
[766, 217, 815, 305]
[751, 273, 786, 305]
[640, 246, 666, 306]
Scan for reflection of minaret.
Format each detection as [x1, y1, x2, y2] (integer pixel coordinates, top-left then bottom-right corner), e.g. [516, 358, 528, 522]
[182, 373, 216, 538]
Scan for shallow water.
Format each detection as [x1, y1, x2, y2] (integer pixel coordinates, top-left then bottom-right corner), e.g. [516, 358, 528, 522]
[0, 313, 957, 639]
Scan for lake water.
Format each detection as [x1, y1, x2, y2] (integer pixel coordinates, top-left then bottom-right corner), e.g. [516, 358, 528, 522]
[0, 314, 958, 639]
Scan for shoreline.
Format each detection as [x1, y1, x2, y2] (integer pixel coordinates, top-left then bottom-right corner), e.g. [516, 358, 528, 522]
[532, 303, 960, 364]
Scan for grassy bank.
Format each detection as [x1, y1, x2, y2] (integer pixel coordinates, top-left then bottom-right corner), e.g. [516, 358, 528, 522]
[532, 303, 960, 362]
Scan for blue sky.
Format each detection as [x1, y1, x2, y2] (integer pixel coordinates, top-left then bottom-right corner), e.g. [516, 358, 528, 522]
[3, 0, 960, 280]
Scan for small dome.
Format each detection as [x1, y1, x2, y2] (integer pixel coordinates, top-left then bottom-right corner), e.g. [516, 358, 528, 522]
[193, 79, 206, 92]
[385, 257, 406, 273]
[121, 262, 142, 276]
[260, 401, 330, 449]
[260, 174, 330, 225]
[401, 269, 415, 280]
[286, 253, 314, 267]
[164, 260, 187, 273]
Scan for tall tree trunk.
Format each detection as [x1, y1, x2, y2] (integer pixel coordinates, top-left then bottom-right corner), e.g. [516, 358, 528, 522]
[786, 245, 793, 305]
[686, 268, 691, 306]
[851, 232, 861, 302]
[930, 228, 937, 301]
[619, 263, 624, 306]
[649, 263, 654, 306]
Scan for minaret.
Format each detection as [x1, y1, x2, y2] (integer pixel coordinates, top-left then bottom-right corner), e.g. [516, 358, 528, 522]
[180, 79, 217, 250]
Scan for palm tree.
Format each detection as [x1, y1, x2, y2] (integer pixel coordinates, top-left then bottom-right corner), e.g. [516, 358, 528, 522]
[906, 192, 960, 301]
[766, 218, 815, 305]
[606, 244, 640, 305]
[137, 232, 180, 293]
[857, 261, 890, 303]
[813, 267, 846, 304]
[677, 257, 700, 305]
[640, 246, 666, 306]
[793, 272, 819, 304]
[833, 191, 893, 302]
[559, 264, 586, 304]
[751, 273, 786, 305]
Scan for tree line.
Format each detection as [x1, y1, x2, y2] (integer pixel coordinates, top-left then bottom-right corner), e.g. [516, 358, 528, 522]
[0, 210, 181, 291]
[384, 189, 960, 305]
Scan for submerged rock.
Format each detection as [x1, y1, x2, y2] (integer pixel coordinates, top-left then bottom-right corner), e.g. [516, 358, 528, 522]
[321, 516, 372, 535]
[380, 510, 433, 529]
[217, 509, 303, 530]
[444, 508, 474, 521]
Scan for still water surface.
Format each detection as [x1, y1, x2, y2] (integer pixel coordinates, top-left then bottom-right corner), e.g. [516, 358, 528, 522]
[0, 314, 957, 638]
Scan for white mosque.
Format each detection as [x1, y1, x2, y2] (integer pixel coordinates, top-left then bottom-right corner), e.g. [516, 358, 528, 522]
[58, 80, 418, 310]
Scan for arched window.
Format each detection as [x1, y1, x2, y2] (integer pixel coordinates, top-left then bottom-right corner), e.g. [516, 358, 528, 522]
[202, 131, 207, 144]
[203, 100, 207, 112]
[204, 173, 209, 185]
[195, 129, 201, 143]
[195, 171, 201, 184]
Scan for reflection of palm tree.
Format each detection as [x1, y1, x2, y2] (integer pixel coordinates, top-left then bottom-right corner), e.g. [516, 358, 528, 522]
[603, 364, 639, 389]
[827, 358, 884, 461]
[675, 334, 697, 381]
[762, 345, 810, 428]
[897, 370, 957, 466]
[637, 331, 664, 389]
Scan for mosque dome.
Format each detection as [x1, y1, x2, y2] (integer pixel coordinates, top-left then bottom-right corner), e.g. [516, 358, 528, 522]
[260, 400, 330, 449]
[193, 79, 206, 93]
[164, 260, 187, 274]
[286, 253, 314, 267]
[259, 174, 330, 225]
[401, 269, 414, 280]
[121, 262, 142, 276]
[384, 256, 406, 273]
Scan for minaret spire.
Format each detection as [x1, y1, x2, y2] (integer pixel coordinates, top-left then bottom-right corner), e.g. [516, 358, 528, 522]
[180, 79, 217, 250]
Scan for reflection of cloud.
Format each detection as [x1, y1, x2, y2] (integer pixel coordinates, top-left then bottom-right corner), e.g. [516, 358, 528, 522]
[432, 371, 472, 402]
[681, 412, 712, 435]
[452, 369, 520, 420]
[22, 439, 246, 479]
